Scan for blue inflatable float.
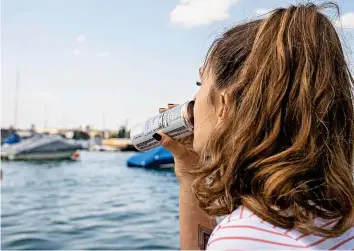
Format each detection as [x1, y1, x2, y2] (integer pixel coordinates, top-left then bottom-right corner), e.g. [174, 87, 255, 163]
[2, 132, 22, 145]
[126, 146, 174, 168]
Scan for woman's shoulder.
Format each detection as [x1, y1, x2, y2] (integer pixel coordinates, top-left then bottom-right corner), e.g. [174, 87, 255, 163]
[207, 206, 301, 250]
[207, 205, 354, 250]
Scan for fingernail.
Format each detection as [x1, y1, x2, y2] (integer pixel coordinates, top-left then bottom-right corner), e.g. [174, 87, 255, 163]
[168, 103, 174, 106]
[159, 108, 165, 110]
[152, 133, 162, 141]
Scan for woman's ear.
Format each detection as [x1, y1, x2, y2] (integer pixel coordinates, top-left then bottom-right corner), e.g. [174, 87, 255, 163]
[217, 92, 229, 119]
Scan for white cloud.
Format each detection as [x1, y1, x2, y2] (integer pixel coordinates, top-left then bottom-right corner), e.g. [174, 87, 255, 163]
[254, 8, 271, 17]
[335, 12, 354, 29]
[96, 51, 110, 57]
[76, 34, 86, 42]
[73, 49, 80, 56]
[170, 0, 240, 28]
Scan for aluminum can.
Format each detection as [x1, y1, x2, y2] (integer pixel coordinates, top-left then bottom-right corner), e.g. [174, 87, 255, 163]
[130, 101, 194, 151]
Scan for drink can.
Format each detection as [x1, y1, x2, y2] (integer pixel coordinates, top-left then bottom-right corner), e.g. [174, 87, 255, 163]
[130, 101, 194, 151]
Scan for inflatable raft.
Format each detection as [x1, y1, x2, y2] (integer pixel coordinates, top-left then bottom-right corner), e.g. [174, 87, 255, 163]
[126, 146, 174, 168]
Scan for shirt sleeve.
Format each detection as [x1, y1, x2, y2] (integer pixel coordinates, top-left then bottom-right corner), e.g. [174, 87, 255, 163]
[206, 218, 303, 250]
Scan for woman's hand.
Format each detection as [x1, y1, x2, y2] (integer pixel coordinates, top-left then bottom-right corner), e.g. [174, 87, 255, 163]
[154, 104, 199, 182]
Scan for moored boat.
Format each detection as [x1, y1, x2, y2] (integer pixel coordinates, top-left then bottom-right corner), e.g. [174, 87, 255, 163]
[102, 138, 139, 152]
[1, 134, 81, 161]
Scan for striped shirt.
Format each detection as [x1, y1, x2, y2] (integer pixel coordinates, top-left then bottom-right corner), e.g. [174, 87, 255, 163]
[207, 206, 354, 250]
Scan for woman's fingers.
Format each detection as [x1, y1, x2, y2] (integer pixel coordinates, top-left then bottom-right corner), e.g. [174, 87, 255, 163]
[153, 132, 187, 159]
[159, 104, 179, 113]
[168, 104, 178, 109]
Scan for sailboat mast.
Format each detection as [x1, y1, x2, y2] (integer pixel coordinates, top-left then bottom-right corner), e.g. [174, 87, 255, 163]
[14, 67, 20, 128]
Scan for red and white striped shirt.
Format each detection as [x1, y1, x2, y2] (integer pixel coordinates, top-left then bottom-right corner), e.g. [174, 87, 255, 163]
[207, 206, 354, 250]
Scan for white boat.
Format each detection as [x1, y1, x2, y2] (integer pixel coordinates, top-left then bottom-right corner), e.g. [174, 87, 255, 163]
[1, 134, 81, 161]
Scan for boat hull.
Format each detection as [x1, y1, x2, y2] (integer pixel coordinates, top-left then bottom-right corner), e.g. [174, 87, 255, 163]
[1, 134, 81, 161]
[1, 151, 78, 161]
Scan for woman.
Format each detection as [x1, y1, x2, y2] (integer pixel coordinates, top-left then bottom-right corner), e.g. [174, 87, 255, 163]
[155, 2, 354, 250]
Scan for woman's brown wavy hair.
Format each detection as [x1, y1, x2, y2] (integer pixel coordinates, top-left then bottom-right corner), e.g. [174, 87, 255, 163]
[192, 2, 354, 237]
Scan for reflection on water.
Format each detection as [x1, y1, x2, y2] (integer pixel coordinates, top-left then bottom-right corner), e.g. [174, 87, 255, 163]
[1, 151, 180, 250]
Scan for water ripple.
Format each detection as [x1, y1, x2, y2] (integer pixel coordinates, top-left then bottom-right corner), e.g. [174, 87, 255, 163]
[1, 151, 180, 250]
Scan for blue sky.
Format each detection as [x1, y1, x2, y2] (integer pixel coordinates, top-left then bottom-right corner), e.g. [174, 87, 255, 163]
[1, 0, 354, 130]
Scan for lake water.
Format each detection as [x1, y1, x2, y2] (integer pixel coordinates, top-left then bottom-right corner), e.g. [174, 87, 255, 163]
[1, 151, 180, 250]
